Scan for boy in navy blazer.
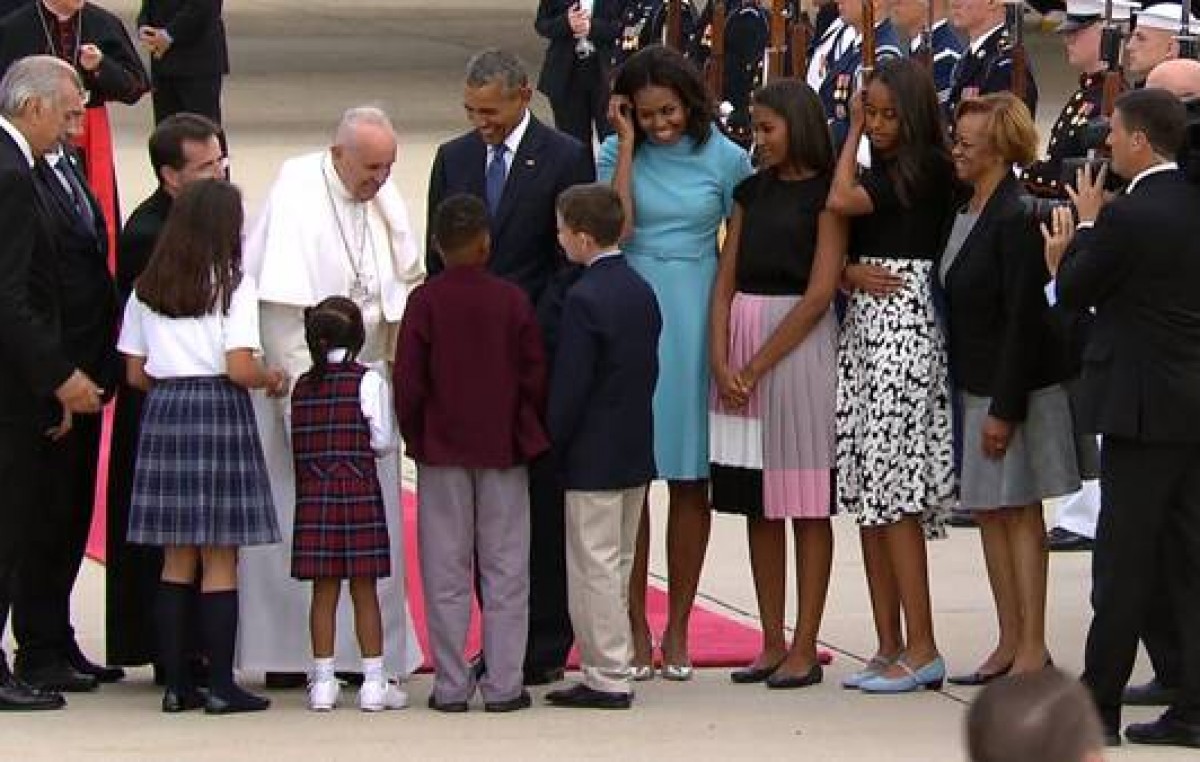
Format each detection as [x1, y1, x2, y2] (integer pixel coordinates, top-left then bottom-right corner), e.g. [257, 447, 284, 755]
[544, 184, 661, 710]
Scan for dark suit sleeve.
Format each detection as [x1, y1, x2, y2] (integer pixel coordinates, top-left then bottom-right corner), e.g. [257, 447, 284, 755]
[988, 213, 1045, 422]
[86, 14, 149, 104]
[0, 170, 74, 397]
[548, 290, 596, 450]
[162, 0, 219, 47]
[426, 146, 447, 279]
[535, 0, 573, 39]
[1055, 204, 1136, 312]
[395, 292, 429, 452]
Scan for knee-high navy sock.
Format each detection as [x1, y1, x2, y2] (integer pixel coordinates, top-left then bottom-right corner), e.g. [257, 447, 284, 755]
[199, 590, 238, 695]
[156, 581, 192, 692]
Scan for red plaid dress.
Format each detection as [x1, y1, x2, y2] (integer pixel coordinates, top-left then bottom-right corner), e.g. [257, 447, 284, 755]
[290, 362, 391, 580]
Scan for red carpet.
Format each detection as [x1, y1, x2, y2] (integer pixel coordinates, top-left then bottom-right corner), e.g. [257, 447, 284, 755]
[86, 478, 764, 669]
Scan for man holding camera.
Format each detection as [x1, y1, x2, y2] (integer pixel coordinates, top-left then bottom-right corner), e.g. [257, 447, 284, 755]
[1045, 87, 1200, 750]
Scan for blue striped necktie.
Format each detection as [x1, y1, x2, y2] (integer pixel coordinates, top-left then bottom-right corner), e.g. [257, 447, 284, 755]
[486, 143, 508, 215]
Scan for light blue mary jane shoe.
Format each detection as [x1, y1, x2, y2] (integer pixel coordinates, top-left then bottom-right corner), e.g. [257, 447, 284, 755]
[858, 655, 945, 694]
[841, 655, 896, 690]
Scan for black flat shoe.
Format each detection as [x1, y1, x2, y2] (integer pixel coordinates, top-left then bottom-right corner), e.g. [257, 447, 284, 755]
[1123, 678, 1178, 707]
[1125, 712, 1200, 748]
[205, 687, 270, 714]
[948, 664, 1012, 686]
[161, 687, 207, 713]
[0, 675, 65, 711]
[765, 664, 823, 690]
[67, 644, 125, 684]
[545, 682, 632, 709]
[484, 690, 532, 713]
[730, 660, 784, 684]
[1046, 526, 1094, 552]
[427, 694, 469, 713]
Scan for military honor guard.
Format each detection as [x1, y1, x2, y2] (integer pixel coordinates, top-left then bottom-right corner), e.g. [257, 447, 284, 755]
[819, 0, 904, 150]
[1127, 3, 1199, 86]
[945, 0, 1039, 120]
[1022, 0, 1134, 197]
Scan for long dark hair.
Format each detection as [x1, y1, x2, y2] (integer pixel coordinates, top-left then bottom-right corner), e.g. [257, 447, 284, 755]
[611, 44, 714, 149]
[135, 178, 243, 318]
[303, 296, 365, 380]
[751, 78, 834, 176]
[866, 58, 951, 207]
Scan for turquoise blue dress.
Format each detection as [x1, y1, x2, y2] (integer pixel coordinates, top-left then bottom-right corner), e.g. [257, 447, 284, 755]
[598, 128, 753, 480]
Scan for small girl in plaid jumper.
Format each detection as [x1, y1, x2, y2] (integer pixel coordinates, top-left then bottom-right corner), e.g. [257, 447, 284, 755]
[289, 296, 405, 712]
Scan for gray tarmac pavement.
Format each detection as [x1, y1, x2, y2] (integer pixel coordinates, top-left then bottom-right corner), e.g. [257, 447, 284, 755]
[2, 1, 1191, 759]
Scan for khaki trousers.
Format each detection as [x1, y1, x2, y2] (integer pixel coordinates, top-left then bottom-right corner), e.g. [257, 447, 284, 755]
[563, 485, 647, 694]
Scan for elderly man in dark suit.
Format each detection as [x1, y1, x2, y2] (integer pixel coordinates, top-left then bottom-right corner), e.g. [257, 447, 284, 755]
[427, 48, 593, 686]
[0, 54, 102, 711]
[136, 0, 228, 126]
[1046, 87, 1200, 749]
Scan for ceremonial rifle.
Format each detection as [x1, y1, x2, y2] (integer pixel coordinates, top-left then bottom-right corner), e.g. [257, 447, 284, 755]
[666, 0, 684, 51]
[705, 0, 727, 97]
[861, 0, 876, 85]
[1002, 0, 1029, 106]
[1098, 0, 1126, 117]
[787, 0, 814, 79]
[766, 0, 788, 80]
[1179, 0, 1198, 60]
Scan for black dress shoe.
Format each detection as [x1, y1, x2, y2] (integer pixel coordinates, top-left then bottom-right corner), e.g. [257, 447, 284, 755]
[730, 660, 783, 684]
[948, 664, 1012, 687]
[263, 671, 307, 690]
[1125, 712, 1200, 748]
[947, 509, 978, 528]
[17, 660, 98, 693]
[0, 676, 65, 711]
[1047, 527, 1095, 552]
[545, 682, 632, 709]
[161, 687, 207, 713]
[523, 666, 565, 686]
[484, 689, 532, 713]
[765, 664, 823, 689]
[1123, 678, 1178, 706]
[67, 647, 125, 684]
[427, 694, 469, 713]
[205, 686, 270, 714]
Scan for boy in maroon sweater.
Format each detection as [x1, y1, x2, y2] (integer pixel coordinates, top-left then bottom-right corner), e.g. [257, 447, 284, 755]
[395, 194, 548, 713]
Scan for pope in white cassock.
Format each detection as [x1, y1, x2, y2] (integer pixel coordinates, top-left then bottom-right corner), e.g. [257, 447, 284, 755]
[239, 106, 425, 680]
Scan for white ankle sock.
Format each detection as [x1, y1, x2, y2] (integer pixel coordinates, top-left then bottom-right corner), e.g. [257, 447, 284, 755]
[313, 657, 335, 683]
[363, 656, 384, 684]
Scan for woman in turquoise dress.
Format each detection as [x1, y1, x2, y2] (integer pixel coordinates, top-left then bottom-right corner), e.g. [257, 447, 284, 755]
[598, 44, 752, 680]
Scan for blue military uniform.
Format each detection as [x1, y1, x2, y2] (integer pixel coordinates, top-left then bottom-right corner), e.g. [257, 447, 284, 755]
[945, 25, 1039, 121]
[912, 19, 965, 107]
[818, 18, 904, 150]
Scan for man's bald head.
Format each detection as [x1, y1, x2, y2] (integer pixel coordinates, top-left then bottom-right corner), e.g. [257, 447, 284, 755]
[1147, 58, 1200, 101]
[330, 106, 397, 202]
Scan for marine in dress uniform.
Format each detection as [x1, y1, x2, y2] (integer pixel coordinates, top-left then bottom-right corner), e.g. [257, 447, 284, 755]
[693, 0, 770, 145]
[614, 0, 703, 67]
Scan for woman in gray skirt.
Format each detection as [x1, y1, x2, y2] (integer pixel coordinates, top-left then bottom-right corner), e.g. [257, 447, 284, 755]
[118, 179, 288, 714]
[940, 94, 1091, 684]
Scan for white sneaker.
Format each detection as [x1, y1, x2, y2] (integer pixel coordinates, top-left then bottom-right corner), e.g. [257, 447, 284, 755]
[308, 678, 340, 711]
[359, 679, 408, 712]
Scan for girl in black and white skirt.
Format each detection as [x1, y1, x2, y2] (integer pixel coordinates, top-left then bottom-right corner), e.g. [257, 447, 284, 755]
[119, 179, 288, 715]
[826, 59, 958, 694]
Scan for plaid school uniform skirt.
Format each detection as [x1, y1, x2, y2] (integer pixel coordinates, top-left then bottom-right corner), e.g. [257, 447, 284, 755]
[127, 376, 280, 547]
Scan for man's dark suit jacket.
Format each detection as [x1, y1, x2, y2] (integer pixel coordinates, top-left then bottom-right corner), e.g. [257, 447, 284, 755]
[940, 173, 1072, 423]
[116, 188, 170, 298]
[426, 115, 594, 304]
[0, 2, 147, 107]
[1056, 167, 1200, 442]
[137, 0, 228, 78]
[0, 128, 71, 429]
[548, 255, 661, 492]
[35, 152, 118, 393]
[534, 0, 623, 105]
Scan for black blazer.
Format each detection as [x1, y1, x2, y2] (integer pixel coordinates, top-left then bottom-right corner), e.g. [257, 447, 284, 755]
[940, 174, 1070, 422]
[426, 115, 594, 303]
[117, 187, 171, 299]
[0, 2, 147, 106]
[34, 152, 118, 393]
[137, 0, 228, 78]
[0, 129, 72, 427]
[1056, 168, 1200, 443]
[548, 254, 661, 490]
[535, 0, 623, 104]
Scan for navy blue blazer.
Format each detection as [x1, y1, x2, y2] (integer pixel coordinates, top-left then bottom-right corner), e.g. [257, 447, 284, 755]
[426, 115, 594, 305]
[548, 254, 661, 491]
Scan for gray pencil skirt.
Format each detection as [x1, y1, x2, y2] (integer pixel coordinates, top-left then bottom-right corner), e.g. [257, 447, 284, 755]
[959, 384, 1096, 511]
